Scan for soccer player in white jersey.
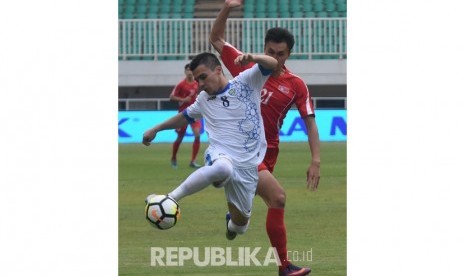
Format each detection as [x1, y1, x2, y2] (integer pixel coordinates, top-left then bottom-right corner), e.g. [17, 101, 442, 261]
[142, 52, 277, 238]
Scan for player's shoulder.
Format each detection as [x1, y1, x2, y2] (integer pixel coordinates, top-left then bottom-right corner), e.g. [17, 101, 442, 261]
[197, 90, 209, 100]
[282, 67, 307, 89]
[282, 66, 305, 82]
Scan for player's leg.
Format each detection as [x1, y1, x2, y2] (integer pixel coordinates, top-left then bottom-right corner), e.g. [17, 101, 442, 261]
[168, 157, 233, 201]
[223, 166, 257, 239]
[256, 148, 311, 275]
[189, 120, 202, 168]
[171, 126, 187, 168]
[226, 202, 249, 240]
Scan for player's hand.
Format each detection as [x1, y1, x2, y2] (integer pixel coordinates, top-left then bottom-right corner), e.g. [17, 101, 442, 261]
[225, 0, 242, 8]
[306, 161, 320, 191]
[234, 54, 254, 66]
[183, 95, 192, 103]
[142, 128, 157, 146]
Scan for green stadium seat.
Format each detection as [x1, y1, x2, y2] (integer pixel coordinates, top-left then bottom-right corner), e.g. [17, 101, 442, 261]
[326, 3, 336, 12]
[316, 11, 328, 17]
[339, 11, 346, 17]
[147, 12, 157, 18]
[268, 11, 279, 18]
[280, 11, 290, 18]
[148, 0, 160, 4]
[134, 13, 146, 19]
[123, 11, 134, 19]
[136, 4, 146, 14]
[336, 3, 347, 12]
[255, 12, 266, 18]
[148, 5, 158, 13]
[292, 11, 304, 17]
[278, 0, 290, 12]
[303, 3, 313, 12]
[329, 11, 340, 17]
[243, 11, 254, 18]
[256, 3, 266, 13]
[125, 5, 135, 13]
[290, 1, 301, 12]
[305, 11, 316, 17]
[313, 3, 324, 12]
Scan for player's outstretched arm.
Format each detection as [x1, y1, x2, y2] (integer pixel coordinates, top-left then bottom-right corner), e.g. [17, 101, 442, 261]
[304, 116, 321, 191]
[234, 53, 278, 71]
[209, 0, 242, 54]
[142, 113, 188, 146]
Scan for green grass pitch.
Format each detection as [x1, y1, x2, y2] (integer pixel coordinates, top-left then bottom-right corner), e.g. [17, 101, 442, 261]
[119, 142, 346, 275]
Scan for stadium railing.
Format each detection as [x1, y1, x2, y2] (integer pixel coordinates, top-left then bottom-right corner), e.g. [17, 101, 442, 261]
[118, 18, 347, 60]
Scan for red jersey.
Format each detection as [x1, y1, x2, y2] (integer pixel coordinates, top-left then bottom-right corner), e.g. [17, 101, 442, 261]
[170, 79, 198, 112]
[221, 43, 315, 148]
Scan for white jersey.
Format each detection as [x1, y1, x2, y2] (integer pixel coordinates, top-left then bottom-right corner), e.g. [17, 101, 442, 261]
[183, 64, 270, 168]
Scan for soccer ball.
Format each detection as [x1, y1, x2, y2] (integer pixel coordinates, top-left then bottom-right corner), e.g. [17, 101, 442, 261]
[145, 195, 180, 230]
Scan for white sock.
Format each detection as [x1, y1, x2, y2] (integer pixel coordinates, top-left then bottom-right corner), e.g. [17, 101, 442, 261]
[169, 157, 233, 201]
[228, 219, 249, 235]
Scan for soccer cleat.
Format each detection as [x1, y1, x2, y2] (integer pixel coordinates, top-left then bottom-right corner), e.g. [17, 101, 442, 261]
[225, 212, 237, 240]
[189, 161, 202, 168]
[171, 159, 177, 169]
[279, 263, 311, 276]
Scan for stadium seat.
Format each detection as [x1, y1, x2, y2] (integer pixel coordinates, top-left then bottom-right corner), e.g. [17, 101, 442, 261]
[336, 3, 347, 12]
[329, 11, 340, 17]
[316, 11, 328, 17]
[313, 3, 324, 12]
[305, 11, 316, 18]
[268, 11, 279, 18]
[184, 4, 194, 13]
[280, 11, 290, 18]
[290, 1, 301, 13]
[278, 0, 290, 12]
[303, 3, 313, 12]
[325, 3, 336, 12]
[136, 4, 146, 14]
[148, 5, 158, 13]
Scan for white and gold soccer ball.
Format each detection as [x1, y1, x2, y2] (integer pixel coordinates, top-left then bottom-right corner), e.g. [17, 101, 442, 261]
[145, 195, 180, 230]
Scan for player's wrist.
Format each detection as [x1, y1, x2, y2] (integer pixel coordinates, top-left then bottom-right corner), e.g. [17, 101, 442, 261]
[311, 160, 321, 166]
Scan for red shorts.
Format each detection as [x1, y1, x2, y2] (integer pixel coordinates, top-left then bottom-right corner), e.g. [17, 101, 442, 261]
[258, 147, 279, 174]
[176, 120, 202, 135]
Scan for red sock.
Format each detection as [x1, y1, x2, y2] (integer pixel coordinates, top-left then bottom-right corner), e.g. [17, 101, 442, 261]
[266, 208, 289, 270]
[191, 137, 200, 161]
[172, 141, 181, 160]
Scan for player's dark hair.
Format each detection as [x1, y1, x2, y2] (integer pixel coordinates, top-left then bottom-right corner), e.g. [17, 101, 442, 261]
[189, 52, 221, 72]
[184, 63, 190, 70]
[265, 27, 295, 52]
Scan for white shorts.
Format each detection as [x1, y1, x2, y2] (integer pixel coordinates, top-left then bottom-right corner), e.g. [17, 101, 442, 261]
[204, 147, 258, 218]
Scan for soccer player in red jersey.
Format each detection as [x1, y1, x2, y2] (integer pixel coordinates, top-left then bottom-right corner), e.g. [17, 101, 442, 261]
[210, 1, 321, 275]
[169, 63, 202, 169]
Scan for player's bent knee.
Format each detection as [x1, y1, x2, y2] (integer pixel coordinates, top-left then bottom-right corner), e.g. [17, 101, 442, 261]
[212, 158, 233, 187]
[270, 188, 286, 208]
